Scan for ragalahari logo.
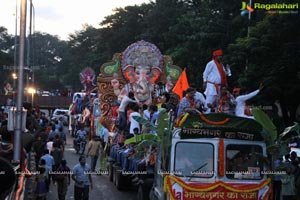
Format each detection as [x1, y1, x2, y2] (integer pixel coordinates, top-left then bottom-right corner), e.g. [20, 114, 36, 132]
[240, 1, 254, 16]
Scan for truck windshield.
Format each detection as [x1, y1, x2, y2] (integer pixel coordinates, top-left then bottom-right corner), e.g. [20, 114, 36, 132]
[226, 144, 263, 180]
[174, 142, 214, 178]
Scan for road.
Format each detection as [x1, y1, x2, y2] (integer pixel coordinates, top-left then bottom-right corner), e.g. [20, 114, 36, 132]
[47, 127, 137, 200]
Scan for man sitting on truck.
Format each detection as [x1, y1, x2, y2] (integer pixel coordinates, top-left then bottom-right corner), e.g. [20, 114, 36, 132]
[177, 87, 197, 118]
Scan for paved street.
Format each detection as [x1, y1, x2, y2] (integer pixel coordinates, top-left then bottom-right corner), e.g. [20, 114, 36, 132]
[46, 127, 137, 200]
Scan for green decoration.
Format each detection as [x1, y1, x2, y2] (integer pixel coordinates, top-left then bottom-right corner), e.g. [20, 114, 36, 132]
[166, 62, 180, 79]
[180, 113, 263, 133]
[124, 134, 159, 145]
[252, 108, 277, 144]
[103, 59, 119, 75]
[136, 140, 158, 151]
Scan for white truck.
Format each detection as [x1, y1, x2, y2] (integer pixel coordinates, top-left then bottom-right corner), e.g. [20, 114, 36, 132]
[108, 111, 272, 200]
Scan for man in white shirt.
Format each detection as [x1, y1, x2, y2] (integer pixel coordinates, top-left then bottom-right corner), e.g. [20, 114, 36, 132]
[203, 49, 231, 113]
[194, 90, 207, 112]
[129, 104, 141, 136]
[143, 105, 150, 121]
[117, 92, 136, 129]
[46, 138, 54, 153]
[235, 83, 263, 119]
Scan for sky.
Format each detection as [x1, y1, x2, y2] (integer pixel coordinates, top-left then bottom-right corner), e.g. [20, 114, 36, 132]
[0, 0, 151, 40]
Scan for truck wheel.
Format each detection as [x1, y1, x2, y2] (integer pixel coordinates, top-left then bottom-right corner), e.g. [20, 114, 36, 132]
[149, 188, 156, 200]
[115, 169, 123, 190]
[113, 166, 117, 185]
[137, 179, 153, 200]
[108, 163, 113, 182]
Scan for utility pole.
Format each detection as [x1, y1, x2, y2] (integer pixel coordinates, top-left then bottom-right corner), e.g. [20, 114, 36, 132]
[247, 0, 252, 37]
[31, 2, 35, 85]
[246, 0, 252, 70]
[13, 0, 27, 164]
[13, 0, 18, 105]
[26, 0, 32, 102]
[13, 0, 18, 90]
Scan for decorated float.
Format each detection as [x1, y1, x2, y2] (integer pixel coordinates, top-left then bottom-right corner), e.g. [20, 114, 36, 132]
[73, 40, 274, 200]
[94, 40, 182, 132]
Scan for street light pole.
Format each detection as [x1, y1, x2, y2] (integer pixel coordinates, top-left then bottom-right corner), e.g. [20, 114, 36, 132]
[26, 0, 33, 102]
[13, 0, 18, 91]
[31, 3, 35, 85]
[28, 87, 36, 106]
[13, 0, 27, 164]
[245, 0, 252, 71]
[247, 0, 252, 37]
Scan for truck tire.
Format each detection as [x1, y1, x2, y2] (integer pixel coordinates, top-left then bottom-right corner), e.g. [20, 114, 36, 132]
[137, 179, 153, 200]
[108, 163, 113, 182]
[113, 166, 117, 185]
[115, 169, 123, 190]
[149, 188, 156, 200]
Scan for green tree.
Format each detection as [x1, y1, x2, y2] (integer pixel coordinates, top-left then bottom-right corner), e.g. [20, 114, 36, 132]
[228, 14, 300, 124]
[31, 32, 70, 90]
[0, 27, 14, 90]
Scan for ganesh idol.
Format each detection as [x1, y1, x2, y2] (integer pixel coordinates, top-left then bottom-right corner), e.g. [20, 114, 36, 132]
[111, 45, 164, 106]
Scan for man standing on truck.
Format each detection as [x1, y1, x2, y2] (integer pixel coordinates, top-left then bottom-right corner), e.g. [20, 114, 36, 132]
[117, 92, 136, 129]
[203, 49, 231, 113]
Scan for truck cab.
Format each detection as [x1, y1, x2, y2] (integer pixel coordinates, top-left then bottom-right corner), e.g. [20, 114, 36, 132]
[150, 113, 272, 200]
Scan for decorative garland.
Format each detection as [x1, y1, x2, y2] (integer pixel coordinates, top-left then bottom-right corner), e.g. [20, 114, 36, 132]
[178, 113, 190, 127]
[218, 138, 225, 177]
[175, 113, 232, 128]
[164, 175, 271, 200]
[198, 113, 231, 125]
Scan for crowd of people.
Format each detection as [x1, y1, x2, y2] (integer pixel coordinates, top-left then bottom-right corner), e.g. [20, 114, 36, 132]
[0, 101, 95, 200]
[1, 48, 299, 200]
[273, 150, 300, 200]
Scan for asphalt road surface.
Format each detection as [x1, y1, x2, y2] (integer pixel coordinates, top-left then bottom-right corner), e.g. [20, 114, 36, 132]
[46, 127, 137, 200]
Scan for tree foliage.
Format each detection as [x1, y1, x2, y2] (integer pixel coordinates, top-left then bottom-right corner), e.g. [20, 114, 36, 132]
[0, 0, 299, 124]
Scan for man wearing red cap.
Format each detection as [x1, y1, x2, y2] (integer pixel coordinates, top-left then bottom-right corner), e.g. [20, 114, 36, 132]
[235, 83, 263, 119]
[203, 49, 231, 113]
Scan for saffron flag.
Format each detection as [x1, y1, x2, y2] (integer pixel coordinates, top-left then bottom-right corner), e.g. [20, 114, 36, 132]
[172, 68, 189, 100]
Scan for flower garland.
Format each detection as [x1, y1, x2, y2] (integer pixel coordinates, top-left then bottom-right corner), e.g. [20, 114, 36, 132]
[164, 175, 271, 200]
[178, 113, 190, 127]
[198, 113, 231, 125]
[176, 113, 231, 128]
[218, 138, 225, 177]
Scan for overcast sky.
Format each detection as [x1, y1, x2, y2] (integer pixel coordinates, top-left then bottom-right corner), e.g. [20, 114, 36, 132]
[0, 0, 151, 40]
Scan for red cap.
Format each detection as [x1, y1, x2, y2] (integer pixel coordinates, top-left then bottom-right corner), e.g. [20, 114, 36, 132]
[213, 49, 223, 57]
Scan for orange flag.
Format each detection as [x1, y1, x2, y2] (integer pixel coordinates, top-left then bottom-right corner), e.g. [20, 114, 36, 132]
[172, 68, 189, 100]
